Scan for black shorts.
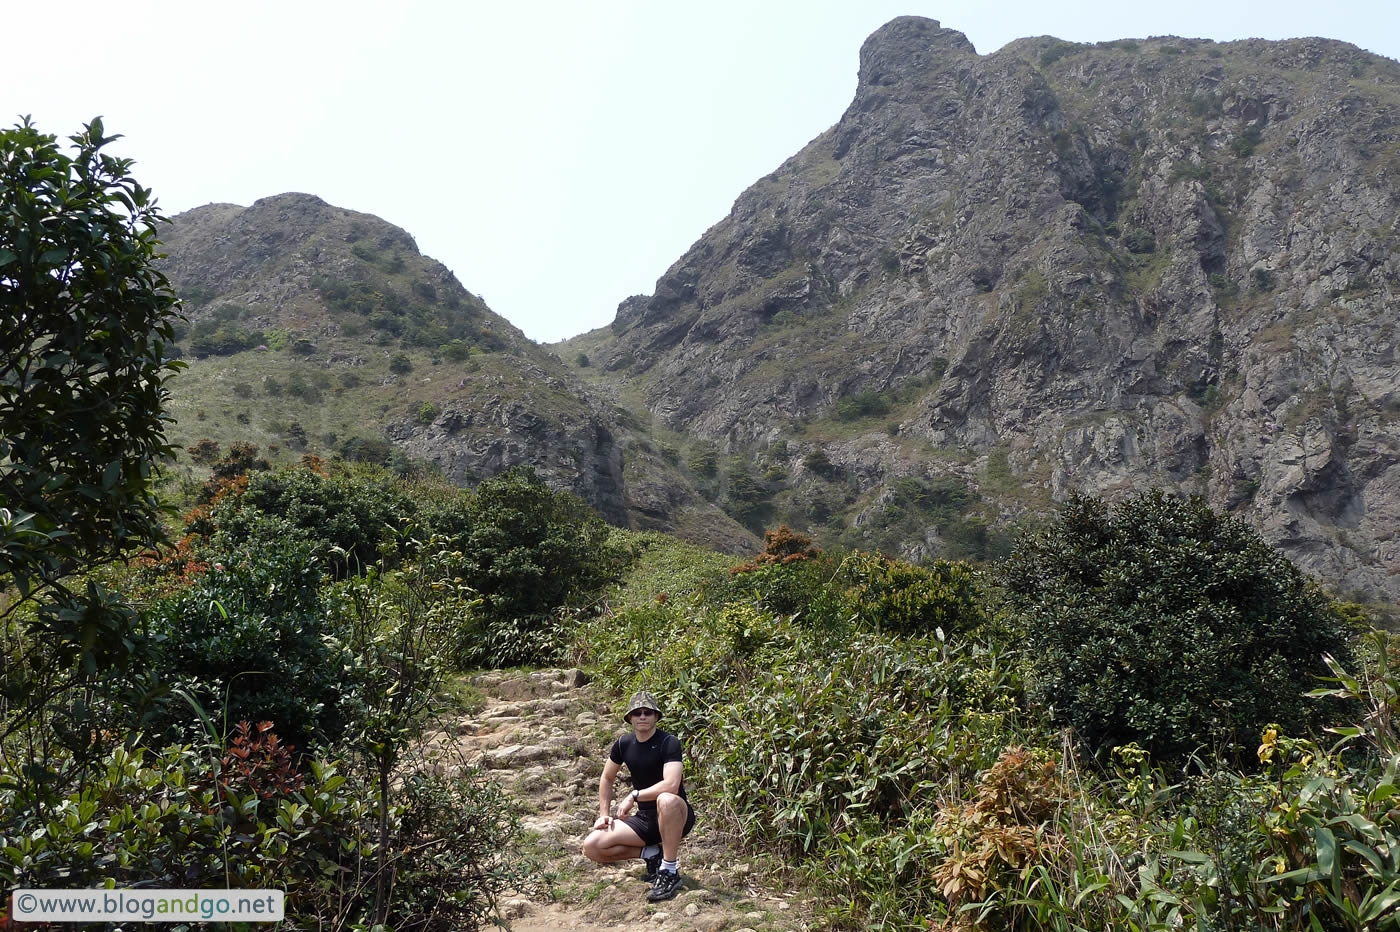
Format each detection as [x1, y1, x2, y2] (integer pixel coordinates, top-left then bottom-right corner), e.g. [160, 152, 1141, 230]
[623, 800, 696, 846]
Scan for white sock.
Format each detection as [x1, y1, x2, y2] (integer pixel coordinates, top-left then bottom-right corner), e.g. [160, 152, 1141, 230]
[640, 844, 661, 860]
[661, 858, 678, 873]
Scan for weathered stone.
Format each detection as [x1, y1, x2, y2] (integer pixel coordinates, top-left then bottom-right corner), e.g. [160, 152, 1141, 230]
[485, 744, 557, 767]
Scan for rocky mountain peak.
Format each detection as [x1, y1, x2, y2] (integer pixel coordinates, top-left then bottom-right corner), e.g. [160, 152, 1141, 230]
[857, 16, 976, 88]
[563, 19, 1400, 604]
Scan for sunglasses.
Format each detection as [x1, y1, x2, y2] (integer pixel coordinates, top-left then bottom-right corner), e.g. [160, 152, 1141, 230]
[630, 709, 657, 717]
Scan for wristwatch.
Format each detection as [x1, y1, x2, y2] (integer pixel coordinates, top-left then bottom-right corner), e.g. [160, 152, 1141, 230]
[631, 789, 640, 803]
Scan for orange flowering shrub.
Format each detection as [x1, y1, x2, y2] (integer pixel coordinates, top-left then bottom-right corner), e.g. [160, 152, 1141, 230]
[730, 526, 822, 575]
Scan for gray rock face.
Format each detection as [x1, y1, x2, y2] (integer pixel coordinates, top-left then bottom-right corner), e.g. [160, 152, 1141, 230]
[590, 21, 1400, 601]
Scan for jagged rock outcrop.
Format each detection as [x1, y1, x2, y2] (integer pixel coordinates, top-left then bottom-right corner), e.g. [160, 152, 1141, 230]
[572, 19, 1400, 601]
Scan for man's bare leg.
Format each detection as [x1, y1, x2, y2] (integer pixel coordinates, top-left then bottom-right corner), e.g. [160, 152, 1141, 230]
[583, 820, 645, 864]
[656, 792, 687, 862]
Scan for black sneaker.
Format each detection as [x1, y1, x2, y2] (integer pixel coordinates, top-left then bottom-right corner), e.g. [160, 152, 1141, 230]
[640, 852, 663, 883]
[647, 869, 682, 902]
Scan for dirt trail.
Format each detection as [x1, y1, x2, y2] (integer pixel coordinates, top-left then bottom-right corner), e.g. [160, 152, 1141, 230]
[425, 668, 815, 932]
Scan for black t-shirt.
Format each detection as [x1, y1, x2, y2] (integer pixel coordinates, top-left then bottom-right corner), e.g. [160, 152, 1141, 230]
[609, 728, 686, 812]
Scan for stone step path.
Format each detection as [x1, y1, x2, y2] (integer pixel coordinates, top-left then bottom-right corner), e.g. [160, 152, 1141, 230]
[425, 668, 815, 932]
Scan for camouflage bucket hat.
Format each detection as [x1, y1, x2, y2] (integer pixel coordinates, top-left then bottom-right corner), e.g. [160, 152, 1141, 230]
[624, 689, 663, 723]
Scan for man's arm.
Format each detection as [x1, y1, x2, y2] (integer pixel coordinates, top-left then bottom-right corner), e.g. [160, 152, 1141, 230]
[632, 760, 683, 802]
[594, 758, 622, 830]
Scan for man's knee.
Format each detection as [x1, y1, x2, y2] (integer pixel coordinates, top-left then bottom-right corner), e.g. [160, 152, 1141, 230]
[582, 830, 607, 862]
[657, 792, 685, 817]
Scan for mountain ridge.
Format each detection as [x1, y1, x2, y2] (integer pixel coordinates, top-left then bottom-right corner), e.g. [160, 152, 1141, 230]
[562, 18, 1400, 601]
[160, 19, 1400, 604]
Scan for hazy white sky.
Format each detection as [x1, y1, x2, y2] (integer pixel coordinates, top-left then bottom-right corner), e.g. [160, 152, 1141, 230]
[5, 1, 1397, 343]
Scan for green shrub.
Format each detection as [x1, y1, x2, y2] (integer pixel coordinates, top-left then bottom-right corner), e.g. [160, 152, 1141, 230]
[0, 742, 528, 930]
[688, 446, 719, 478]
[188, 313, 266, 356]
[805, 447, 838, 478]
[285, 371, 322, 403]
[389, 353, 413, 375]
[451, 467, 625, 667]
[391, 768, 534, 931]
[1122, 228, 1157, 254]
[1001, 490, 1351, 763]
[724, 462, 770, 528]
[1230, 126, 1262, 158]
[1039, 41, 1078, 66]
[836, 390, 891, 421]
[726, 527, 833, 617]
[339, 435, 394, 465]
[216, 462, 424, 575]
[0, 743, 370, 896]
[841, 551, 984, 637]
[143, 536, 355, 745]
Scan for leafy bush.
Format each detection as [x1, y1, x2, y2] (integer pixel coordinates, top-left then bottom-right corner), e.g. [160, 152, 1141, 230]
[216, 463, 423, 575]
[143, 536, 355, 745]
[339, 435, 394, 465]
[805, 447, 838, 478]
[187, 438, 221, 466]
[688, 446, 719, 478]
[391, 768, 535, 931]
[723, 460, 771, 528]
[1230, 126, 1262, 158]
[836, 390, 891, 421]
[841, 551, 984, 637]
[727, 527, 832, 616]
[1122, 227, 1157, 254]
[1001, 490, 1350, 762]
[930, 746, 1065, 915]
[451, 468, 625, 667]
[188, 303, 265, 356]
[0, 741, 529, 931]
[0, 743, 370, 898]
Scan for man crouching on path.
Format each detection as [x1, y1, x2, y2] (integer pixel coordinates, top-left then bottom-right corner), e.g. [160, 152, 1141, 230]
[582, 690, 696, 902]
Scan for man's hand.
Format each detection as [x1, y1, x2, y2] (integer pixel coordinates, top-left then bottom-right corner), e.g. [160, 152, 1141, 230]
[592, 813, 614, 832]
[617, 793, 637, 819]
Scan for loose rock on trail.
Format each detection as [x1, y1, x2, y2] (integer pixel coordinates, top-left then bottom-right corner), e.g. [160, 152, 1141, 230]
[426, 668, 815, 932]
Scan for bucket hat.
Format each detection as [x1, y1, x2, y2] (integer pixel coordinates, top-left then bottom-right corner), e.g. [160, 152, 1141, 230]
[624, 690, 663, 723]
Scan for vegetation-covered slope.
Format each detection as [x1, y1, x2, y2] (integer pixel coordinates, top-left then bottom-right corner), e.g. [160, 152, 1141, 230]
[157, 193, 756, 552]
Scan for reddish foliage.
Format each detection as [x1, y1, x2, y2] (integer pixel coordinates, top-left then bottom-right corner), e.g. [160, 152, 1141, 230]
[731, 525, 822, 575]
[299, 453, 329, 476]
[220, 720, 306, 800]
